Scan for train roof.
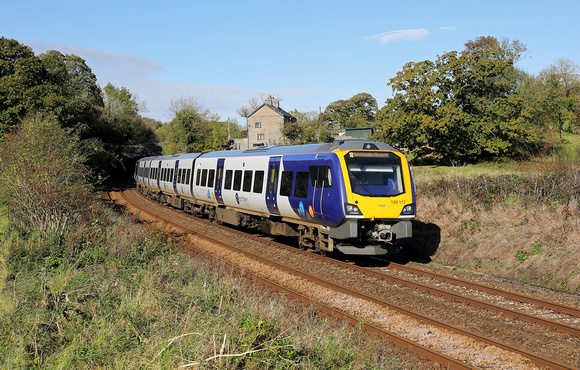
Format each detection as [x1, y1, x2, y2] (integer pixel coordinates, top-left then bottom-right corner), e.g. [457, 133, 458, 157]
[137, 152, 202, 162]
[199, 140, 399, 158]
[136, 140, 399, 162]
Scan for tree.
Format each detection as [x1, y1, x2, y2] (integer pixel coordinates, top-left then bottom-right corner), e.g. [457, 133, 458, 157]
[465, 36, 528, 64]
[0, 37, 48, 132]
[322, 93, 377, 130]
[0, 114, 101, 236]
[0, 38, 104, 139]
[162, 96, 238, 154]
[375, 47, 540, 160]
[101, 83, 155, 145]
[537, 59, 580, 137]
[39, 50, 103, 137]
[236, 93, 275, 118]
[282, 110, 320, 144]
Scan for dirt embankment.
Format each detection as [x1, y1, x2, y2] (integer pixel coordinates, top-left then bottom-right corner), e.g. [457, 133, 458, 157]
[414, 195, 580, 294]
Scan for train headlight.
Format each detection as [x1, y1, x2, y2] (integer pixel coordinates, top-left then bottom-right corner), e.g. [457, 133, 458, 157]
[400, 204, 415, 216]
[345, 203, 362, 216]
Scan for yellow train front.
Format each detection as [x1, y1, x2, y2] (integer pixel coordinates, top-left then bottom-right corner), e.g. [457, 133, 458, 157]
[322, 141, 416, 255]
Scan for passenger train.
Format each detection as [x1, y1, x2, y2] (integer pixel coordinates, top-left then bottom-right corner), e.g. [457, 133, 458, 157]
[134, 140, 416, 255]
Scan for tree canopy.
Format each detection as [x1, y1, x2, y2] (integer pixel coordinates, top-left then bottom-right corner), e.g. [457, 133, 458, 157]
[321, 93, 377, 130]
[375, 42, 540, 160]
[160, 96, 241, 154]
[0, 38, 104, 136]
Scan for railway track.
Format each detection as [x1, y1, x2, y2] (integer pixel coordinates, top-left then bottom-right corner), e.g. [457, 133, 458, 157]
[109, 184, 580, 369]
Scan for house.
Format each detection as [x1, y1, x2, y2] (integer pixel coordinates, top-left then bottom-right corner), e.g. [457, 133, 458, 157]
[235, 97, 297, 149]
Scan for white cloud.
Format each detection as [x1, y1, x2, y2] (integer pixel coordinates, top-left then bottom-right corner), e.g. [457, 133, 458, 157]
[23, 40, 165, 77]
[21, 40, 346, 123]
[440, 26, 459, 32]
[365, 28, 430, 44]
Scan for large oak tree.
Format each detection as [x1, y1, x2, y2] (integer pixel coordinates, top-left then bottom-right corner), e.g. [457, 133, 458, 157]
[375, 43, 540, 160]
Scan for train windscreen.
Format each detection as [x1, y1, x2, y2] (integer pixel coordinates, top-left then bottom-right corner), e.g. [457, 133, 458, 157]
[344, 151, 405, 197]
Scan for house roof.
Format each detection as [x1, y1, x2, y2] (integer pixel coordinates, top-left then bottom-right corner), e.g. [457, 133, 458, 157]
[248, 102, 296, 120]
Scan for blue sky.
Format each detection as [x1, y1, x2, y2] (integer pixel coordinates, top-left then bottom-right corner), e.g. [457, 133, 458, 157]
[4, 0, 579, 124]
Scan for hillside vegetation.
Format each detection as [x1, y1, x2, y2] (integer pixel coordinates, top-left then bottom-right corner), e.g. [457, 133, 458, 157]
[2, 35, 579, 367]
[0, 116, 425, 368]
[411, 134, 580, 293]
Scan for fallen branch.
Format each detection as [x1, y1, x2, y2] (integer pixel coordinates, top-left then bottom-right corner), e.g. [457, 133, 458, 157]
[179, 344, 295, 369]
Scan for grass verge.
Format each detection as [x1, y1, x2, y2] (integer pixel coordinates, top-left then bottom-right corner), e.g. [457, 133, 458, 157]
[0, 205, 430, 369]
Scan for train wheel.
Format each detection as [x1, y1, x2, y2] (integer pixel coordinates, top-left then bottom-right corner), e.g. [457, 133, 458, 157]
[315, 239, 327, 257]
[298, 230, 308, 250]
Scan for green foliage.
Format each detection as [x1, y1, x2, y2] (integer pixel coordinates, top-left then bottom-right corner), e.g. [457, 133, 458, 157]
[322, 92, 377, 130]
[0, 114, 102, 237]
[101, 83, 157, 145]
[528, 59, 580, 137]
[161, 97, 240, 154]
[375, 47, 541, 160]
[0, 37, 50, 132]
[419, 161, 580, 211]
[515, 243, 543, 263]
[282, 109, 330, 144]
[39, 50, 103, 136]
[0, 38, 104, 138]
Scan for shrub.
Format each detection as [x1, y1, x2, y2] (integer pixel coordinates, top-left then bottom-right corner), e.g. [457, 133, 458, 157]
[418, 164, 580, 211]
[0, 114, 104, 237]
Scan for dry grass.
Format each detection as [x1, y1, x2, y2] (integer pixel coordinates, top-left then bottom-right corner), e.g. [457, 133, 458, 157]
[416, 191, 580, 293]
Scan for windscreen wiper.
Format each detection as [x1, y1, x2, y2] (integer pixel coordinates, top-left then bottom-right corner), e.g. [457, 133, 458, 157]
[348, 171, 372, 195]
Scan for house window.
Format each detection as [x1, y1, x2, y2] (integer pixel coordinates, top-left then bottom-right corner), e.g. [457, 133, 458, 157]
[255, 122, 261, 128]
[257, 133, 265, 141]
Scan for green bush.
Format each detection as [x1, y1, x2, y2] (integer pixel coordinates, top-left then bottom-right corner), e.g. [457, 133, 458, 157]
[419, 163, 580, 210]
[0, 114, 104, 237]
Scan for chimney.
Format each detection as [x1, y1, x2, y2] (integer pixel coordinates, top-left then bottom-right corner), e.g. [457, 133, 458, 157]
[266, 96, 280, 109]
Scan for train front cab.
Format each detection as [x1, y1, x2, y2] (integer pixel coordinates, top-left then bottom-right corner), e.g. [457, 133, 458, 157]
[330, 143, 416, 255]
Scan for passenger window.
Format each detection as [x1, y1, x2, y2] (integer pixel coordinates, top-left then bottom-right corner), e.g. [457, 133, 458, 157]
[201, 169, 208, 187]
[224, 170, 233, 190]
[178, 169, 183, 184]
[294, 172, 309, 198]
[208, 169, 215, 188]
[309, 166, 332, 187]
[243, 170, 253, 192]
[233, 170, 243, 191]
[186, 169, 191, 185]
[253, 171, 264, 193]
[196, 169, 201, 186]
[280, 171, 293, 197]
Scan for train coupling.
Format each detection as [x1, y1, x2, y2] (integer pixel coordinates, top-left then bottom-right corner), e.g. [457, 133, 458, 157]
[370, 223, 393, 242]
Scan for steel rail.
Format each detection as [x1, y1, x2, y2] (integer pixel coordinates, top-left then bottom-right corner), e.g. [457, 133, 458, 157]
[113, 186, 475, 369]
[119, 185, 577, 370]
[382, 260, 580, 318]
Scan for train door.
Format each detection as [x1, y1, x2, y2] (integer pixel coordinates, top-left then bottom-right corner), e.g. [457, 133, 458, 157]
[214, 158, 225, 204]
[173, 160, 179, 193]
[266, 157, 281, 215]
[157, 161, 162, 189]
[311, 156, 333, 219]
[145, 161, 151, 187]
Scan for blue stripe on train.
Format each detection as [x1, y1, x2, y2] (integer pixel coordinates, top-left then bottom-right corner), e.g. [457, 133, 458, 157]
[282, 153, 346, 228]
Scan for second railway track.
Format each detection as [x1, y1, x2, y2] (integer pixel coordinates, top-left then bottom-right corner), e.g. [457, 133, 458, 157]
[110, 183, 580, 369]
